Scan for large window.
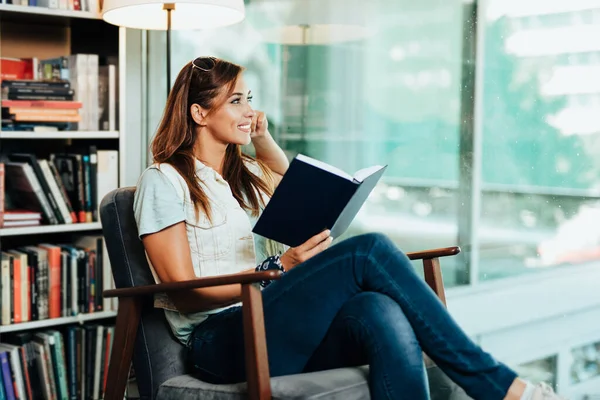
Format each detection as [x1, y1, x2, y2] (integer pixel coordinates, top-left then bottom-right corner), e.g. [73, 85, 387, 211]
[146, 0, 600, 287]
[143, 0, 600, 395]
[145, 0, 600, 286]
[478, 0, 600, 282]
[148, 0, 467, 286]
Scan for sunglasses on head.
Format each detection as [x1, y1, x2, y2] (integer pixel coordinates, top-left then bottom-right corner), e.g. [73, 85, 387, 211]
[192, 56, 217, 71]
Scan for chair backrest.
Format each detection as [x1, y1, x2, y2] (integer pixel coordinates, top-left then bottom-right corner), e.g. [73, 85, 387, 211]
[100, 187, 187, 399]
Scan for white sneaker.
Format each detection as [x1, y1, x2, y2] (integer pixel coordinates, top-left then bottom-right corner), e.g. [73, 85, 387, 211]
[530, 383, 568, 400]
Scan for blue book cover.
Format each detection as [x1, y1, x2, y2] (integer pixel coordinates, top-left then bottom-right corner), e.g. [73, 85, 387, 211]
[0, 351, 15, 400]
[252, 154, 387, 247]
[0, 359, 6, 400]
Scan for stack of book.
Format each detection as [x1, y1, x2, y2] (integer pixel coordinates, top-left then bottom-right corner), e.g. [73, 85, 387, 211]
[1, 210, 42, 228]
[1, 95, 82, 133]
[4, 0, 100, 13]
[0, 324, 114, 400]
[0, 149, 119, 226]
[0, 235, 115, 325]
[0, 55, 117, 132]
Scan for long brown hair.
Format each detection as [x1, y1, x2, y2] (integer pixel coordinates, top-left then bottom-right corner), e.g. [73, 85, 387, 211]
[151, 57, 274, 221]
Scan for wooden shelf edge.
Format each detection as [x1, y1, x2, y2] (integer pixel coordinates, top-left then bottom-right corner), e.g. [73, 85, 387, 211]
[0, 131, 119, 139]
[0, 3, 100, 20]
[0, 222, 102, 237]
[0, 311, 117, 334]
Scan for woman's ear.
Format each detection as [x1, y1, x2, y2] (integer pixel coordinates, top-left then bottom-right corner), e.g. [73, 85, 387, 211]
[190, 104, 208, 126]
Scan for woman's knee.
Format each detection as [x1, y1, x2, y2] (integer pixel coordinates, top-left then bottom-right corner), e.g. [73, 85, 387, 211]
[340, 292, 409, 329]
[342, 232, 396, 253]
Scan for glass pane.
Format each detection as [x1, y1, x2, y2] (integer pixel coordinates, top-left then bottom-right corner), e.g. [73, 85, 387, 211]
[479, 1, 600, 281]
[514, 355, 558, 390]
[570, 340, 600, 384]
[149, 0, 467, 286]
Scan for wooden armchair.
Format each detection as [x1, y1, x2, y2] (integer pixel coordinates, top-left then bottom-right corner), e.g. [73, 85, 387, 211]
[100, 187, 466, 400]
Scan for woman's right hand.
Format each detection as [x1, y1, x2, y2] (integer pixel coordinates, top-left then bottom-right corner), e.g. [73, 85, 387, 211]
[280, 229, 333, 270]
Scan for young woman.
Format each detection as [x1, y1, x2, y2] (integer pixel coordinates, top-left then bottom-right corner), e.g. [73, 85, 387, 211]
[133, 56, 565, 400]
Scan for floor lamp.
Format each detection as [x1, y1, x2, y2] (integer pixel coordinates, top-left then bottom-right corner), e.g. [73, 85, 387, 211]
[101, 0, 246, 96]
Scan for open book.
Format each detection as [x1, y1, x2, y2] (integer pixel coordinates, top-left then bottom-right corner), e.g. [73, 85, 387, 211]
[252, 154, 387, 247]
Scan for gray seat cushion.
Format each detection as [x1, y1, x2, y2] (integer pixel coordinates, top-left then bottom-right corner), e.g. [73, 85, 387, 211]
[157, 365, 472, 400]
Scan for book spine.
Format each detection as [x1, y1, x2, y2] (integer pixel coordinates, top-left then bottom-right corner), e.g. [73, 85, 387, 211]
[92, 326, 103, 399]
[31, 343, 52, 400]
[1, 80, 70, 89]
[69, 251, 77, 316]
[73, 156, 85, 223]
[39, 160, 72, 225]
[15, 156, 64, 224]
[88, 147, 98, 222]
[17, 347, 32, 400]
[30, 252, 40, 322]
[51, 332, 69, 400]
[82, 155, 92, 223]
[0, 361, 6, 400]
[41, 251, 50, 321]
[44, 247, 61, 319]
[8, 258, 14, 324]
[47, 161, 77, 224]
[0, 163, 4, 228]
[94, 238, 102, 312]
[22, 344, 38, 400]
[15, 253, 30, 323]
[0, 258, 9, 325]
[8, 108, 78, 115]
[24, 164, 59, 225]
[1, 100, 82, 109]
[3, 87, 73, 96]
[6, 93, 74, 101]
[11, 256, 21, 324]
[46, 336, 61, 400]
[7, 348, 25, 400]
[61, 252, 68, 317]
[66, 328, 77, 400]
[0, 352, 15, 400]
[13, 114, 81, 123]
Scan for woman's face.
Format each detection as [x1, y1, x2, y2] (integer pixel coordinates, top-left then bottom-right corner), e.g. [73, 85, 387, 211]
[202, 75, 255, 146]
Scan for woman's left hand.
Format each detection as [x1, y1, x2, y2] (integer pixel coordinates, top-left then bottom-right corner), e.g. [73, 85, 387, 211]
[250, 110, 268, 140]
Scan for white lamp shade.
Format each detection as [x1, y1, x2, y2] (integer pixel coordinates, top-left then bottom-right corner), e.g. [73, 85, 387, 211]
[250, 0, 374, 45]
[258, 24, 371, 45]
[101, 0, 245, 30]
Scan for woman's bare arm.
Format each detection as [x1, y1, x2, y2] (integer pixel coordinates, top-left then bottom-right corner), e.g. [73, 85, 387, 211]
[142, 221, 249, 313]
[142, 222, 333, 314]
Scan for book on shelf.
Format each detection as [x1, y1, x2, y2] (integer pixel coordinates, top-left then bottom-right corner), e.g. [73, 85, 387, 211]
[1, 235, 115, 326]
[2, 211, 42, 228]
[0, 149, 118, 227]
[0, 323, 114, 400]
[0, 163, 3, 228]
[1, 54, 118, 132]
[252, 154, 387, 247]
[0, 0, 97, 12]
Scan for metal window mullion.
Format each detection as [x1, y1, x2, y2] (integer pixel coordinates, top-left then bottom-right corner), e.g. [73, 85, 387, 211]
[457, 0, 484, 286]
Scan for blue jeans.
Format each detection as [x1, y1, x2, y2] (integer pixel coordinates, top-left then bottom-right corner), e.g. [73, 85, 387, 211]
[188, 233, 517, 399]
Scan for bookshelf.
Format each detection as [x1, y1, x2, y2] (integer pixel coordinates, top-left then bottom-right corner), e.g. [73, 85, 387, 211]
[0, 311, 117, 334]
[0, 131, 119, 139]
[0, 4, 124, 399]
[0, 222, 102, 237]
[0, 3, 100, 21]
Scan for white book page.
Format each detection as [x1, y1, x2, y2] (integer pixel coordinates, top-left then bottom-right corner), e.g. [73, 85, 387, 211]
[296, 154, 353, 180]
[353, 165, 385, 183]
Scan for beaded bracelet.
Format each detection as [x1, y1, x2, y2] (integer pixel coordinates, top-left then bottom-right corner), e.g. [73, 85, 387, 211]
[255, 254, 285, 288]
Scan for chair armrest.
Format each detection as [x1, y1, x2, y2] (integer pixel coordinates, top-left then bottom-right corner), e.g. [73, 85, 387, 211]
[102, 270, 282, 298]
[406, 246, 460, 261]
